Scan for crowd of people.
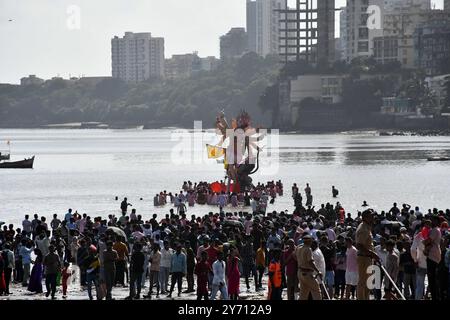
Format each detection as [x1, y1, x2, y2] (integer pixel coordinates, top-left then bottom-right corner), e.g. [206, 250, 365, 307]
[1, 181, 450, 301]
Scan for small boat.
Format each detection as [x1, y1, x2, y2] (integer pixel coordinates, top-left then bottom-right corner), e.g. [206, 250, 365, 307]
[427, 157, 450, 162]
[0, 156, 35, 169]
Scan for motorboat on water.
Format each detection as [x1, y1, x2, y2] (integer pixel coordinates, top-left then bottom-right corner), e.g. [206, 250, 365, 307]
[0, 155, 35, 169]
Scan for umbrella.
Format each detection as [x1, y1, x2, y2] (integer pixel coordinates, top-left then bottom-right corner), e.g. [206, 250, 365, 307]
[381, 220, 404, 227]
[106, 226, 126, 238]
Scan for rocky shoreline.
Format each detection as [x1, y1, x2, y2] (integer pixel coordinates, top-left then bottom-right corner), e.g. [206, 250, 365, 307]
[379, 129, 450, 137]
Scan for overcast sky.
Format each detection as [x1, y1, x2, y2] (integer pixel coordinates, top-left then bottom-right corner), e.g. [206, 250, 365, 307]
[0, 0, 443, 84]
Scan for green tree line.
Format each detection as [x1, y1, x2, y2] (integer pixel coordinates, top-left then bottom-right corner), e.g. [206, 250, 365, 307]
[0, 53, 280, 128]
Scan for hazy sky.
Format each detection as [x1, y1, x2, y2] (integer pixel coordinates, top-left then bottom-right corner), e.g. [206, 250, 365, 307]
[0, 0, 444, 84]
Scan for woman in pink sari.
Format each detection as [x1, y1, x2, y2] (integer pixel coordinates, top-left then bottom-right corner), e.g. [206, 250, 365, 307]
[188, 191, 196, 207]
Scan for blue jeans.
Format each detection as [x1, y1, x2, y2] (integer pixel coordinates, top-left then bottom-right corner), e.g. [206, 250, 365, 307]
[415, 268, 426, 300]
[210, 283, 229, 300]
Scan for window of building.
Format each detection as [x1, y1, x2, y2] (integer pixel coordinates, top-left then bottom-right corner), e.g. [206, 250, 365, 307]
[358, 28, 368, 40]
[358, 41, 369, 52]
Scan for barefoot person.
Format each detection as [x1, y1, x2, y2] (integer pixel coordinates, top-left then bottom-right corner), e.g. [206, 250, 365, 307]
[195, 251, 211, 300]
[268, 248, 283, 300]
[103, 241, 118, 300]
[43, 244, 61, 299]
[210, 251, 228, 300]
[167, 244, 186, 298]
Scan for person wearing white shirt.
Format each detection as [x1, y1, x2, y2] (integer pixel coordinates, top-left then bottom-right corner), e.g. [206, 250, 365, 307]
[345, 238, 358, 299]
[22, 215, 32, 236]
[210, 252, 229, 300]
[142, 224, 153, 237]
[35, 232, 50, 257]
[411, 231, 427, 299]
[251, 199, 258, 213]
[174, 196, 180, 207]
[374, 238, 387, 300]
[325, 226, 336, 242]
[141, 241, 151, 287]
[311, 241, 326, 285]
[411, 216, 422, 233]
[159, 241, 174, 294]
[151, 229, 160, 240]
[414, 207, 422, 217]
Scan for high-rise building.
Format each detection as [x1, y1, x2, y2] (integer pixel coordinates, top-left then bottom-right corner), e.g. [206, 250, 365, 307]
[373, 6, 450, 69]
[247, 0, 258, 53]
[278, 0, 336, 65]
[445, 0, 450, 11]
[111, 32, 165, 83]
[339, 7, 348, 61]
[415, 18, 450, 75]
[342, 0, 433, 63]
[317, 0, 336, 64]
[342, 0, 385, 62]
[220, 28, 248, 60]
[247, 0, 285, 57]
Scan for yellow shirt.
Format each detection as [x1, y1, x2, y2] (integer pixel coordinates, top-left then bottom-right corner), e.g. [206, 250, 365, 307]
[113, 242, 129, 261]
[256, 248, 265, 267]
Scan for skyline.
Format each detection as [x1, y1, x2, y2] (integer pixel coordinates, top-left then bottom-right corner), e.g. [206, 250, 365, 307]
[0, 0, 444, 84]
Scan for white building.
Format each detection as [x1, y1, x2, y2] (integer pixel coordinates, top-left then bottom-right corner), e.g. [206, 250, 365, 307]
[373, 6, 450, 69]
[164, 53, 219, 80]
[111, 32, 165, 83]
[290, 74, 345, 105]
[247, 0, 285, 57]
[342, 0, 432, 63]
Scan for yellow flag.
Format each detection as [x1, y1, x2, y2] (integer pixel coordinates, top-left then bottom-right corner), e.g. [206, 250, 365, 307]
[206, 144, 225, 159]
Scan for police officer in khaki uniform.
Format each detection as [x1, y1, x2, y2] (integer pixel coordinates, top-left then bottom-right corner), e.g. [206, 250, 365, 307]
[295, 234, 322, 300]
[355, 209, 379, 300]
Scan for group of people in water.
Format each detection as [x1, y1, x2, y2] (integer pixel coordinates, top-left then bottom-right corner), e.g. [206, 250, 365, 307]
[152, 180, 284, 214]
[1, 180, 450, 301]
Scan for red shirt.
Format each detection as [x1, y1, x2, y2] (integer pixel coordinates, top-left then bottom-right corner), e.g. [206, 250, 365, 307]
[282, 248, 297, 277]
[205, 246, 219, 266]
